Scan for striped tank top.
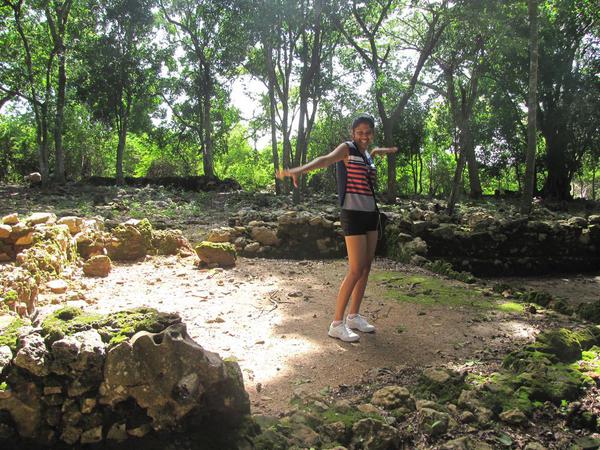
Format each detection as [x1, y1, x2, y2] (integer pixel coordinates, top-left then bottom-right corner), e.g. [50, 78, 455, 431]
[336, 141, 376, 211]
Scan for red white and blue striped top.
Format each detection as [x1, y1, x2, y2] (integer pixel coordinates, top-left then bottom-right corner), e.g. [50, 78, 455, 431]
[336, 141, 376, 211]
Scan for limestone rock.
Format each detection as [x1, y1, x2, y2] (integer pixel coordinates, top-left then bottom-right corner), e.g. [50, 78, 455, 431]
[2, 213, 19, 225]
[152, 229, 195, 256]
[207, 227, 238, 243]
[0, 224, 11, 239]
[536, 328, 583, 362]
[567, 216, 588, 228]
[440, 436, 493, 450]
[422, 367, 451, 384]
[499, 408, 528, 425]
[106, 422, 128, 441]
[47, 279, 68, 294]
[75, 229, 110, 259]
[244, 242, 260, 253]
[371, 385, 415, 410]
[50, 329, 105, 379]
[107, 219, 153, 261]
[318, 420, 347, 446]
[100, 322, 249, 431]
[251, 226, 280, 246]
[26, 212, 57, 226]
[15, 232, 34, 246]
[80, 425, 103, 445]
[288, 423, 320, 448]
[57, 216, 83, 234]
[0, 345, 12, 374]
[0, 266, 38, 314]
[195, 241, 236, 267]
[14, 333, 49, 376]
[83, 255, 112, 277]
[60, 425, 82, 445]
[418, 407, 449, 437]
[25, 172, 41, 184]
[0, 380, 42, 438]
[350, 418, 400, 449]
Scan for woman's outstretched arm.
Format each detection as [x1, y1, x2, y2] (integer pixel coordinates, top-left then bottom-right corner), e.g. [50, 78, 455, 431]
[276, 143, 349, 187]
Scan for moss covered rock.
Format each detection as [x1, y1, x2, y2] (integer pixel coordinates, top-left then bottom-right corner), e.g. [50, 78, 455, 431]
[530, 328, 582, 363]
[371, 385, 415, 411]
[15, 225, 76, 284]
[40, 306, 181, 347]
[195, 241, 236, 267]
[107, 219, 154, 261]
[416, 368, 466, 403]
[0, 317, 30, 352]
[152, 229, 194, 256]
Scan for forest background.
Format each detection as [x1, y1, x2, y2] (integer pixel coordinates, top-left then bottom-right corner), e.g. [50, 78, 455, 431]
[0, 0, 598, 205]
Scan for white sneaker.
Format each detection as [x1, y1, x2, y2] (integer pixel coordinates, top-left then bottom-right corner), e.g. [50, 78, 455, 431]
[346, 314, 376, 333]
[328, 322, 360, 342]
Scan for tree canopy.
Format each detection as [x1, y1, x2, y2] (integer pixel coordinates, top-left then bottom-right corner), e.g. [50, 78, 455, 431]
[0, 0, 598, 203]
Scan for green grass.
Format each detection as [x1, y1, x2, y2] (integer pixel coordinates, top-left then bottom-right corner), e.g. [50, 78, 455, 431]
[372, 272, 522, 313]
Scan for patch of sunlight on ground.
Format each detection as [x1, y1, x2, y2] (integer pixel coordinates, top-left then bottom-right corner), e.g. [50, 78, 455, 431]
[497, 301, 525, 313]
[69, 256, 332, 392]
[373, 271, 524, 314]
[500, 320, 538, 340]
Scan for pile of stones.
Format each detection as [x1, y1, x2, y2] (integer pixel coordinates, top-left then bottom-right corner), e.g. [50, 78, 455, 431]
[0, 307, 250, 447]
[0, 213, 195, 317]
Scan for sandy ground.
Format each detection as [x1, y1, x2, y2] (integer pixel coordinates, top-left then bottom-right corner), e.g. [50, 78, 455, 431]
[35, 254, 598, 416]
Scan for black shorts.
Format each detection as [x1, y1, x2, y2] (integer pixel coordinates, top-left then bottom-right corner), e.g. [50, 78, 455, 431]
[340, 209, 378, 236]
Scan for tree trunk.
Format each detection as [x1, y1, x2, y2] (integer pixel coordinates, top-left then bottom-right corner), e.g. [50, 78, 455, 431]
[447, 140, 467, 216]
[520, 0, 539, 214]
[54, 45, 67, 183]
[541, 128, 572, 200]
[12, 1, 48, 183]
[380, 118, 396, 201]
[465, 136, 481, 198]
[116, 115, 127, 185]
[266, 45, 281, 195]
[592, 157, 597, 200]
[202, 66, 214, 178]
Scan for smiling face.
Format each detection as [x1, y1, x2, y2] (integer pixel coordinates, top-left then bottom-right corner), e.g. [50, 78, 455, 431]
[351, 122, 374, 151]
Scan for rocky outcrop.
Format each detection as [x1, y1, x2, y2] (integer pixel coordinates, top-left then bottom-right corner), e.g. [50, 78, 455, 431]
[247, 325, 600, 450]
[208, 210, 345, 258]
[383, 205, 600, 276]
[0, 215, 195, 317]
[0, 309, 250, 447]
[100, 323, 249, 429]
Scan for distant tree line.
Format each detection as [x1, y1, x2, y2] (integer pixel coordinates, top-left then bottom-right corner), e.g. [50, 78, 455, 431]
[0, 0, 598, 204]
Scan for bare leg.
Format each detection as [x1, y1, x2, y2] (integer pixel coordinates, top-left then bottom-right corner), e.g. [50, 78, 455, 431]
[333, 234, 369, 322]
[348, 230, 378, 315]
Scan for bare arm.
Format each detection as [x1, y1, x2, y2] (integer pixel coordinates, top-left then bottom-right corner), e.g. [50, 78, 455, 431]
[370, 146, 398, 158]
[276, 143, 349, 187]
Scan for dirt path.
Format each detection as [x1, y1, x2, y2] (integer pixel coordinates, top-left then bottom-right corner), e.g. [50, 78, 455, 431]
[36, 254, 591, 416]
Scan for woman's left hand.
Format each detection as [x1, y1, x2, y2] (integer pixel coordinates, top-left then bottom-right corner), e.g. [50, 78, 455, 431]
[372, 147, 398, 157]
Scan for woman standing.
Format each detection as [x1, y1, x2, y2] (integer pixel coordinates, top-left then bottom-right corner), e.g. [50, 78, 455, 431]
[277, 114, 398, 342]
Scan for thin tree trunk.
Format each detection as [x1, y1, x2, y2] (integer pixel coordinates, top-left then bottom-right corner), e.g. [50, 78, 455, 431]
[417, 150, 423, 195]
[447, 140, 467, 215]
[116, 119, 127, 185]
[520, 0, 539, 214]
[592, 157, 597, 200]
[266, 45, 281, 195]
[202, 66, 214, 178]
[12, 1, 49, 183]
[54, 46, 66, 183]
[46, 0, 72, 183]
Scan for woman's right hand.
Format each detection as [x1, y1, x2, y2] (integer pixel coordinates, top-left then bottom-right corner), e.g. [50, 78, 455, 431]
[276, 168, 300, 187]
